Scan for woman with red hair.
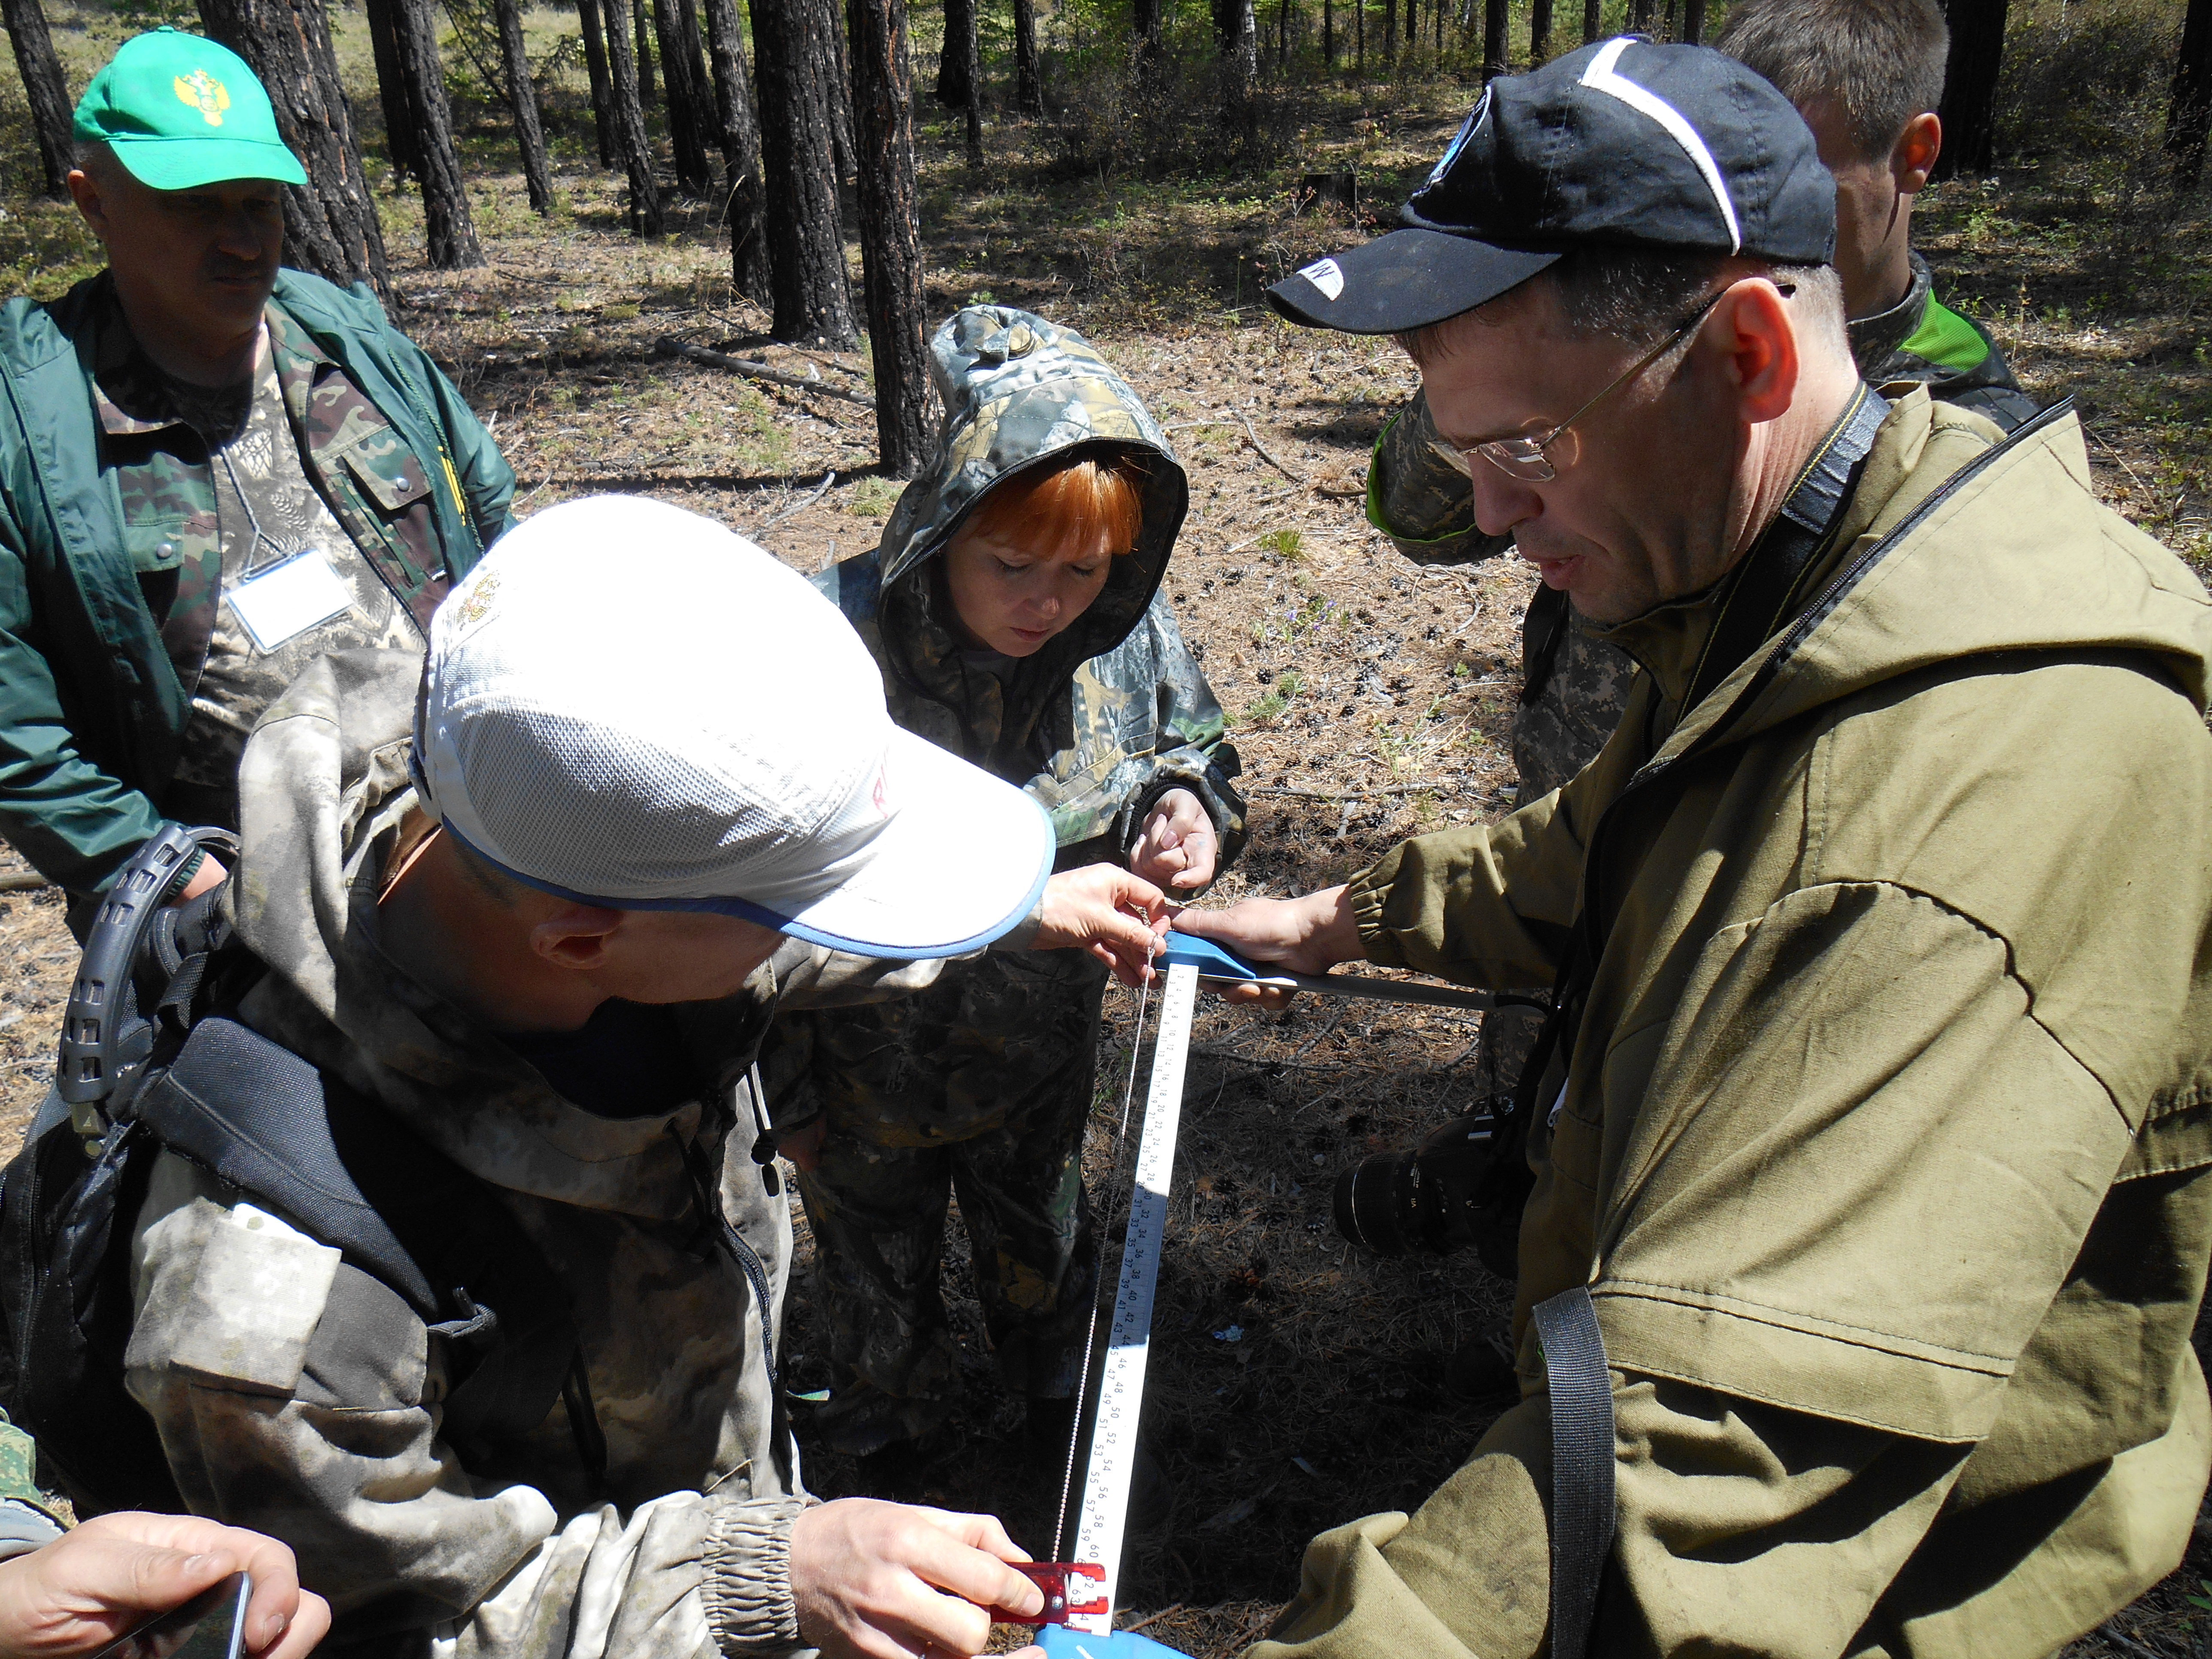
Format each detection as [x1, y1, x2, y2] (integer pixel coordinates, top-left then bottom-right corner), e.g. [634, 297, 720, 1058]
[769, 306, 1244, 1479]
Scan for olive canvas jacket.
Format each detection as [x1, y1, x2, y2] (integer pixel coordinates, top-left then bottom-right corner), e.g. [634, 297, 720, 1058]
[1257, 390, 2212, 1657]
[0, 268, 512, 899]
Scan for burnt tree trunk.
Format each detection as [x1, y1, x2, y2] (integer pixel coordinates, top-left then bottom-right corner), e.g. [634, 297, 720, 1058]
[701, 0, 771, 300]
[1013, 0, 1042, 113]
[1354, 0, 1363, 73]
[1480, 0, 1505, 78]
[384, 0, 483, 267]
[1529, 0, 1549, 62]
[848, 0, 934, 473]
[602, 0, 665, 231]
[826, 0, 858, 180]
[654, 0, 717, 192]
[1, 0, 74, 198]
[2167, 0, 2212, 183]
[1133, 0, 1163, 59]
[493, 0, 555, 212]
[938, 0, 983, 161]
[1380, 0, 1394, 62]
[1582, 0, 1599, 42]
[1680, 0, 1703, 43]
[1626, 0, 1653, 30]
[198, 0, 390, 289]
[576, 0, 616, 165]
[753, 0, 860, 343]
[1218, 0, 1257, 91]
[634, 0, 656, 99]
[1322, 0, 1332, 66]
[365, 0, 422, 179]
[1934, 0, 2008, 178]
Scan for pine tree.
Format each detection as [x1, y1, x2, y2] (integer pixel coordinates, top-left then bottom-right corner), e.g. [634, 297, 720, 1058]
[654, 0, 719, 193]
[2167, 0, 2212, 183]
[1, 0, 73, 198]
[700, 0, 771, 300]
[574, 0, 617, 167]
[1933, 0, 2008, 178]
[365, 0, 423, 179]
[197, 0, 391, 289]
[753, 0, 860, 343]
[601, 0, 665, 231]
[848, 0, 935, 473]
[492, 0, 555, 213]
[1013, 0, 1042, 113]
[384, 0, 483, 267]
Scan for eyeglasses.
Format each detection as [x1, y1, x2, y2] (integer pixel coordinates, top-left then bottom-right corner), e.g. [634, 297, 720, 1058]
[1457, 286, 1779, 483]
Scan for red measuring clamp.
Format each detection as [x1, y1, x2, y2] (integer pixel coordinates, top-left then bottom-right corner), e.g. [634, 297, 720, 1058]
[992, 1562, 1106, 1626]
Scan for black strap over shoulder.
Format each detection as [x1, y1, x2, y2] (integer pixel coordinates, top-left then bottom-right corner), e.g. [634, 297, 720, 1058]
[1534, 1285, 1616, 1659]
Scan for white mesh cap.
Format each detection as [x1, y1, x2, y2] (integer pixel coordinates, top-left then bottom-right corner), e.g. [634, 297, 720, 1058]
[414, 495, 1055, 958]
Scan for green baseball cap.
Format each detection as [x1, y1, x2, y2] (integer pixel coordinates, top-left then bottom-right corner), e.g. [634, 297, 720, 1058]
[73, 29, 307, 191]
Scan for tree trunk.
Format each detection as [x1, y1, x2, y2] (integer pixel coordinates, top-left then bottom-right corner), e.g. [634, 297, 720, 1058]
[1133, 0, 1163, 59]
[576, 0, 616, 166]
[847, 0, 934, 474]
[1680, 0, 1703, 43]
[365, 0, 422, 179]
[1, 0, 75, 198]
[655, 0, 717, 192]
[1323, 0, 1332, 67]
[1014, 0, 1042, 112]
[753, 0, 860, 343]
[601, 0, 664, 230]
[1355, 0, 1363, 73]
[1582, 0, 1599, 43]
[1529, 0, 1548, 61]
[383, 0, 483, 267]
[197, 0, 390, 290]
[493, 0, 556, 212]
[2167, 0, 2212, 183]
[936, 0, 972, 102]
[1934, 0, 2008, 178]
[825, 0, 858, 181]
[701, 0, 771, 300]
[634, 0, 656, 99]
[1481, 0, 1505, 78]
[1627, 0, 1653, 30]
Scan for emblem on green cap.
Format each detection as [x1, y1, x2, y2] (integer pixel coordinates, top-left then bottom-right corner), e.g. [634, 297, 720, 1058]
[173, 68, 232, 126]
[72, 29, 307, 191]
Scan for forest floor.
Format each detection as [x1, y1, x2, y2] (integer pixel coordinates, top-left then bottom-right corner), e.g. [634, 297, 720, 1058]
[3, 4, 2212, 1651]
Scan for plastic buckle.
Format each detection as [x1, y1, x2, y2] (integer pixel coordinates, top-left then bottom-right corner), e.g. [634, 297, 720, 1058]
[995, 1562, 1106, 1626]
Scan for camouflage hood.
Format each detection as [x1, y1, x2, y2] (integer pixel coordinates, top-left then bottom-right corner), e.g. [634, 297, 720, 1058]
[864, 309, 1189, 762]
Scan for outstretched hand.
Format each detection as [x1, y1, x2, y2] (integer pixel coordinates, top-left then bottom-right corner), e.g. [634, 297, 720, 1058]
[1170, 885, 1364, 1008]
[0, 1510, 330, 1659]
[1130, 790, 1217, 893]
[1036, 866, 1170, 986]
[790, 1499, 1042, 1659]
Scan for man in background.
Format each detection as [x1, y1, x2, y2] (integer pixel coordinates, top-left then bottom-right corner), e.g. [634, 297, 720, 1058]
[0, 30, 511, 926]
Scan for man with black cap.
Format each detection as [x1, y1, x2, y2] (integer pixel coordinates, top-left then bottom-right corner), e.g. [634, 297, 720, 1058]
[1177, 38, 2212, 1656]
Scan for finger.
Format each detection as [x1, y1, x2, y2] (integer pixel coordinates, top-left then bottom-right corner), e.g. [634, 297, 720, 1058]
[879, 1580, 994, 1659]
[260, 1591, 331, 1659]
[905, 1509, 1031, 1565]
[233, 1535, 304, 1652]
[899, 1532, 1041, 1626]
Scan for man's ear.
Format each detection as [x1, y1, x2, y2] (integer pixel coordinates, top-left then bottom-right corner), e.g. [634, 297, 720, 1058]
[1893, 112, 1942, 196]
[1712, 277, 1800, 428]
[529, 903, 629, 972]
[66, 168, 108, 240]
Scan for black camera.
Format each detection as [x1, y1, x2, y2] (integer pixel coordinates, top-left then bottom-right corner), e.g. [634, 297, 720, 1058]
[1331, 1099, 1530, 1278]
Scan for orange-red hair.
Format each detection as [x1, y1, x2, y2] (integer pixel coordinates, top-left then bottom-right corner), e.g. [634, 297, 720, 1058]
[966, 453, 1146, 559]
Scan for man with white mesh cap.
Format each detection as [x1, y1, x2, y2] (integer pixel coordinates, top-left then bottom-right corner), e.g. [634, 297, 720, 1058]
[99, 495, 1168, 1658]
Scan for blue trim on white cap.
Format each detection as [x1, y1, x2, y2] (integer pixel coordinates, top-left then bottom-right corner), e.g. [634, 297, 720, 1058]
[434, 817, 1058, 963]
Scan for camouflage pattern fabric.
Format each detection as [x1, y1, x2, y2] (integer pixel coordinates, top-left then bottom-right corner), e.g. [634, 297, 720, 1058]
[793, 948, 1107, 1453]
[1849, 252, 2040, 434]
[115, 648, 975, 1656]
[88, 289, 456, 830]
[0, 1412, 48, 1513]
[782, 308, 1243, 1435]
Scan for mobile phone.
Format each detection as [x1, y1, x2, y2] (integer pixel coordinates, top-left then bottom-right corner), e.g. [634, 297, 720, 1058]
[88, 1570, 251, 1659]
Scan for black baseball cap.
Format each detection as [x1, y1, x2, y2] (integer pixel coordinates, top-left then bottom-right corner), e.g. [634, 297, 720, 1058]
[1267, 37, 1836, 334]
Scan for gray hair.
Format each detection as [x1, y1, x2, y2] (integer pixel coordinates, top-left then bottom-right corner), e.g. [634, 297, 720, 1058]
[1714, 0, 1950, 162]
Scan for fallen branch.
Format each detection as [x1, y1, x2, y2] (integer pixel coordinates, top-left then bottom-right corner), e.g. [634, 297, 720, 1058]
[1246, 780, 1477, 801]
[1162, 417, 1308, 486]
[655, 337, 876, 407]
[754, 471, 837, 533]
[0, 873, 52, 894]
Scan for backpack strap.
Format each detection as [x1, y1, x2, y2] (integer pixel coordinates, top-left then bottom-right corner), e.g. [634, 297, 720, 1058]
[1533, 1285, 1616, 1659]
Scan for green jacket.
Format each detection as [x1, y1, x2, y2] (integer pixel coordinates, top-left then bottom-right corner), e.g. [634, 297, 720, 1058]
[0, 267, 512, 897]
[814, 305, 1244, 863]
[1260, 391, 2212, 1656]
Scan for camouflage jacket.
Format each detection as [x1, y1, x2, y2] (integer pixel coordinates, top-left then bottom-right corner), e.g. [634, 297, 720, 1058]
[0, 270, 513, 899]
[814, 306, 1245, 868]
[1367, 252, 2039, 568]
[120, 649, 958, 1658]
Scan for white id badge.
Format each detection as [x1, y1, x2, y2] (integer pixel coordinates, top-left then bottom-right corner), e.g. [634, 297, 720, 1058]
[226, 551, 353, 653]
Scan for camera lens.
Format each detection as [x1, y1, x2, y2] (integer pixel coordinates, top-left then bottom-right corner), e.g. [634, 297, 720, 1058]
[1329, 1107, 1505, 1258]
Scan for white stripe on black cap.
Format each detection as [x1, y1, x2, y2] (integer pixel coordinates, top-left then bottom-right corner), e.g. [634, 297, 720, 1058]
[1579, 37, 1742, 254]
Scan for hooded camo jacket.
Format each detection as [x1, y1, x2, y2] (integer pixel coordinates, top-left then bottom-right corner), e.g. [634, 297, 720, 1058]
[1255, 391, 2212, 1657]
[814, 307, 1243, 865]
[120, 650, 960, 1659]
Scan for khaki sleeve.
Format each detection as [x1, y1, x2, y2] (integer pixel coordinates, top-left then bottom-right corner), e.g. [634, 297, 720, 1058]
[1254, 1378, 1966, 1659]
[125, 1179, 807, 1659]
[1343, 759, 1608, 988]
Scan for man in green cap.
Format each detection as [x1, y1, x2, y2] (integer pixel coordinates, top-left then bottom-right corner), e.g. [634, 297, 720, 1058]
[0, 29, 513, 923]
